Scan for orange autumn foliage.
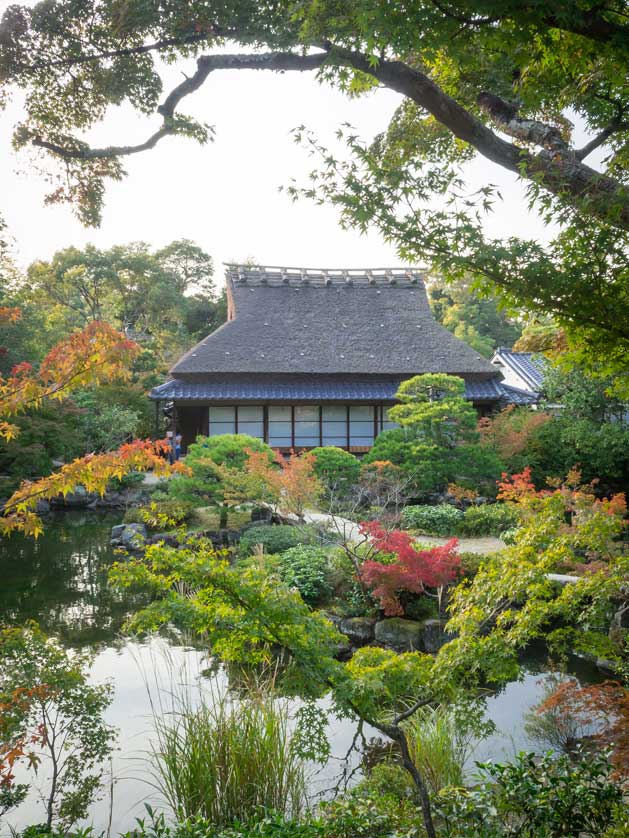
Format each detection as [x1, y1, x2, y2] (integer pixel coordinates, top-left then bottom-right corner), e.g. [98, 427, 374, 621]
[536, 680, 629, 782]
[0, 319, 191, 536]
[479, 405, 550, 460]
[0, 320, 139, 442]
[447, 482, 477, 502]
[498, 467, 627, 520]
[0, 306, 21, 325]
[245, 448, 323, 519]
[0, 684, 52, 790]
[1, 439, 187, 537]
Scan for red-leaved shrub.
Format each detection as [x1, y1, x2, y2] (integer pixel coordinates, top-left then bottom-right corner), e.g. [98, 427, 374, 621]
[358, 520, 461, 616]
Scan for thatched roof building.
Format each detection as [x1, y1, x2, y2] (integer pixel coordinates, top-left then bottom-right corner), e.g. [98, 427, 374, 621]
[151, 265, 524, 451]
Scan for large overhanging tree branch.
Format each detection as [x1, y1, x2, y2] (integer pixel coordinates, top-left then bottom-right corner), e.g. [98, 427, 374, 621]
[30, 52, 329, 160]
[22, 44, 629, 232]
[1, 1, 627, 375]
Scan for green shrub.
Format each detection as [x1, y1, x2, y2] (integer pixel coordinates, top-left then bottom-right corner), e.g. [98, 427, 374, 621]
[401, 504, 463, 535]
[276, 545, 331, 605]
[320, 783, 424, 837]
[168, 434, 274, 508]
[457, 504, 519, 537]
[402, 595, 439, 621]
[435, 749, 623, 837]
[365, 429, 503, 498]
[310, 447, 360, 495]
[124, 499, 195, 528]
[115, 800, 423, 838]
[501, 527, 522, 545]
[108, 470, 146, 491]
[238, 525, 314, 555]
[458, 551, 491, 578]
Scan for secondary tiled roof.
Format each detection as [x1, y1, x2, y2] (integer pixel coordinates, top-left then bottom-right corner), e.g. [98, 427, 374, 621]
[170, 265, 498, 377]
[150, 375, 509, 403]
[492, 348, 546, 390]
[499, 384, 539, 405]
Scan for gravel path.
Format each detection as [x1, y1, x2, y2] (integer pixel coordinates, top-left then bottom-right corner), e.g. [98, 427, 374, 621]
[302, 510, 505, 555]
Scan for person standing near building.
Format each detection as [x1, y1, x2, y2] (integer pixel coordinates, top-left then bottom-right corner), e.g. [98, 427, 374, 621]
[174, 432, 183, 461]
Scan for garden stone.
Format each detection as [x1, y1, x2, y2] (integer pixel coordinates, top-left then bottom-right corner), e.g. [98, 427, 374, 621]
[110, 524, 126, 541]
[148, 532, 179, 547]
[119, 523, 147, 550]
[322, 612, 342, 629]
[421, 618, 455, 653]
[52, 486, 94, 508]
[333, 635, 352, 661]
[375, 618, 423, 651]
[251, 507, 273, 524]
[596, 657, 618, 675]
[338, 617, 376, 646]
[35, 499, 51, 513]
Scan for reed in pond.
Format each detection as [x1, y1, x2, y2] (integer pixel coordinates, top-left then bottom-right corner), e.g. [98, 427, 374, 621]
[150, 674, 307, 825]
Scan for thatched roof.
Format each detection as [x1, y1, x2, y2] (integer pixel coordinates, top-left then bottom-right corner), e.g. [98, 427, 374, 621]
[170, 265, 498, 378]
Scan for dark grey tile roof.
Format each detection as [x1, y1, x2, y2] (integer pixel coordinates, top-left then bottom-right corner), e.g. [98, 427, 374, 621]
[499, 384, 539, 405]
[170, 265, 498, 377]
[150, 375, 509, 402]
[493, 348, 546, 390]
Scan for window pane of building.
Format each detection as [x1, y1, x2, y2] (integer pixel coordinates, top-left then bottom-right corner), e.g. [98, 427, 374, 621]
[322, 405, 346, 421]
[382, 405, 399, 432]
[268, 407, 292, 445]
[295, 405, 320, 446]
[322, 434, 347, 447]
[210, 406, 235, 421]
[209, 406, 235, 436]
[350, 405, 374, 421]
[349, 405, 374, 444]
[268, 406, 291, 421]
[322, 405, 347, 446]
[239, 422, 264, 438]
[268, 435, 292, 447]
[237, 405, 264, 439]
[268, 420, 291, 436]
[239, 406, 263, 422]
[295, 406, 319, 422]
[294, 428, 319, 445]
[322, 423, 347, 445]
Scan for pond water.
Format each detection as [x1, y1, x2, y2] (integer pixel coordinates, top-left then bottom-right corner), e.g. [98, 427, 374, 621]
[0, 512, 604, 835]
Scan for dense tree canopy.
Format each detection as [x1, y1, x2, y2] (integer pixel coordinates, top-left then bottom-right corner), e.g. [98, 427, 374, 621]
[0, 1, 627, 377]
[428, 275, 522, 357]
[0, 238, 224, 498]
[19, 239, 221, 365]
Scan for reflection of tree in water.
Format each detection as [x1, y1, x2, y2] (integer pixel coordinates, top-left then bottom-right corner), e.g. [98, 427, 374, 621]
[0, 512, 152, 648]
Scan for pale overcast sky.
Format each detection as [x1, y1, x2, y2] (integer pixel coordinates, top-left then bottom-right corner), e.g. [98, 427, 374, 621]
[2, 1, 593, 286]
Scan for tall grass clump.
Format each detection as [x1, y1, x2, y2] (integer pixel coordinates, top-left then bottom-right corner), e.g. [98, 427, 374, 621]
[150, 676, 308, 825]
[405, 704, 486, 796]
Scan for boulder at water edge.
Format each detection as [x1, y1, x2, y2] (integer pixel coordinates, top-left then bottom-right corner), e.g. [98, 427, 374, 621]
[375, 618, 423, 651]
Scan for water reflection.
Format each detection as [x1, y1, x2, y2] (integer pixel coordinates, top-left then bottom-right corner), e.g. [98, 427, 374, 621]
[0, 512, 152, 647]
[0, 513, 606, 835]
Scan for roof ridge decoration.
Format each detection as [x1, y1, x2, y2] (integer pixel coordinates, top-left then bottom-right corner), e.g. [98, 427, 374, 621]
[224, 263, 426, 288]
